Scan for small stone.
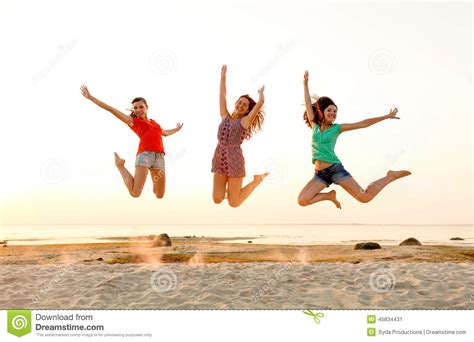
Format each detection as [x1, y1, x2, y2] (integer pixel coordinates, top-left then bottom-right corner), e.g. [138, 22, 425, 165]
[354, 242, 382, 250]
[399, 238, 422, 246]
[151, 233, 172, 247]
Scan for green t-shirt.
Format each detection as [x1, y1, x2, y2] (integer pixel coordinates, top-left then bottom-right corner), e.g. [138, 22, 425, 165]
[312, 123, 342, 164]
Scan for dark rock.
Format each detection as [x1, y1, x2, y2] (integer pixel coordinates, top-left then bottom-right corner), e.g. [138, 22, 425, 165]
[247, 241, 253, 243]
[354, 242, 382, 250]
[0, 240, 7, 245]
[96, 257, 103, 261]
[450, 237, 464, 241]
[399, 238, 422, 246]
[151, 233, 172, 247]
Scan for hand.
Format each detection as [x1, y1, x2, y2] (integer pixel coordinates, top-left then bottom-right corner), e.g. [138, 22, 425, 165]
[175, 122, 184, 131]
[303, 70, 309, 85]
[386, 108, 400, 119]
[258, 85, 265, 102]
[80, 85, 91, 99]
[221, 65, 227, 77]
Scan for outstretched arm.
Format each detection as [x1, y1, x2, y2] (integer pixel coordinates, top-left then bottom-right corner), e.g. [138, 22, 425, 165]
[80, 85, 133, 126]
[303, 71, 316, 128]
[240, 86, 265, 130]
[219, 65, 230, 119]
[162, 123, 184, 137]
[340, 108, 399, 133]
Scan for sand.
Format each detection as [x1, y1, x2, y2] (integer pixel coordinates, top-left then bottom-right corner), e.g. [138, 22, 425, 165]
[0, 238, 473, 309]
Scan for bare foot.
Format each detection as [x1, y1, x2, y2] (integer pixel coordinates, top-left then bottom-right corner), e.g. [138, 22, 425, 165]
[327, 190, 342, 209]
[254, 172, 270, 183]
[387, 170, 411, 181]
[114, 152, 125, 167]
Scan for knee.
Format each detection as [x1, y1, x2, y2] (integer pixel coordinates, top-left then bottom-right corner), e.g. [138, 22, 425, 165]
[355, 192, 371, 203]
[213, 196, 224, 204]
[228, 199, 241, 208]
[298, 196, 309, 207]
[130, 190, 142, 198]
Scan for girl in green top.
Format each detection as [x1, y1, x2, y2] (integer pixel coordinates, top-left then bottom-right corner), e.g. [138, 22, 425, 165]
[298, 71, 411, 208]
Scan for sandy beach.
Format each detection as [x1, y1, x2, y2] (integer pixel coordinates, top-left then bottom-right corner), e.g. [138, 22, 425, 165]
[1, 238, 473, 309]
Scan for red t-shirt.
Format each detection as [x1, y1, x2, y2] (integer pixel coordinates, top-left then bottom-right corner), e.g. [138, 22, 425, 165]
[129, 117, 165, 155]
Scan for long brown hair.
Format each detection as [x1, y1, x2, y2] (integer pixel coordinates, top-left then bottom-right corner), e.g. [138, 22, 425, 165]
[303, 96, 337, 128]
[238, 94, 265, 139]
[129, 97, 149, 118]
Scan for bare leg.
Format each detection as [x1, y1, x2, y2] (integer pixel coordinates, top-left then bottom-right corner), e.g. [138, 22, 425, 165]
[114, 152, 148, 197]
[297, 179, 341, 208]
[213, 173, 228, 204]
[227, 173, 269, 208]
[150, 169, 166, 199]
[338, 170, 411, 203]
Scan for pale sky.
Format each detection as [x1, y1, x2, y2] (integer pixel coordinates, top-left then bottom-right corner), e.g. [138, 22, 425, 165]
[0, 0, 472, 225]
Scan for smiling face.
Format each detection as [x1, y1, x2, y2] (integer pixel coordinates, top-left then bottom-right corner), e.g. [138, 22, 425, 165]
[323, 105, 338, 124]
[132, 100, 148, 119]
[234, 97, 250, 117]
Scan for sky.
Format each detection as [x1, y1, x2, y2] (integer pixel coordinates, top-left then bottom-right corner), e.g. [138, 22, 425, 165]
[0, 0, 472, 225]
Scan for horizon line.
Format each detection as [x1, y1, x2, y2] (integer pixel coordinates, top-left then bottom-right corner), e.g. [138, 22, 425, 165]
[1, 223, 472, 226]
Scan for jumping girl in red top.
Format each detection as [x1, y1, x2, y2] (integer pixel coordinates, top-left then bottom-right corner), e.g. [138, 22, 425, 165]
[80, 85, 183, 198]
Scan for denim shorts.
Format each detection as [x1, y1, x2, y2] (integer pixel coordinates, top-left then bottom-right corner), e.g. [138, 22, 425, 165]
[135, 151, 165, 170]
[313, 163, 351, 187]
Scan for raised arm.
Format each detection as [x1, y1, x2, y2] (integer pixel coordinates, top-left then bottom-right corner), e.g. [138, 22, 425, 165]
[162, 122, 184, 137]
[303, 71, 316, 128]
[340, 108, 400, 133]
[240, 85, 265, 130]
[80, 85, 133, 126]
[219, 65, 230, 119]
